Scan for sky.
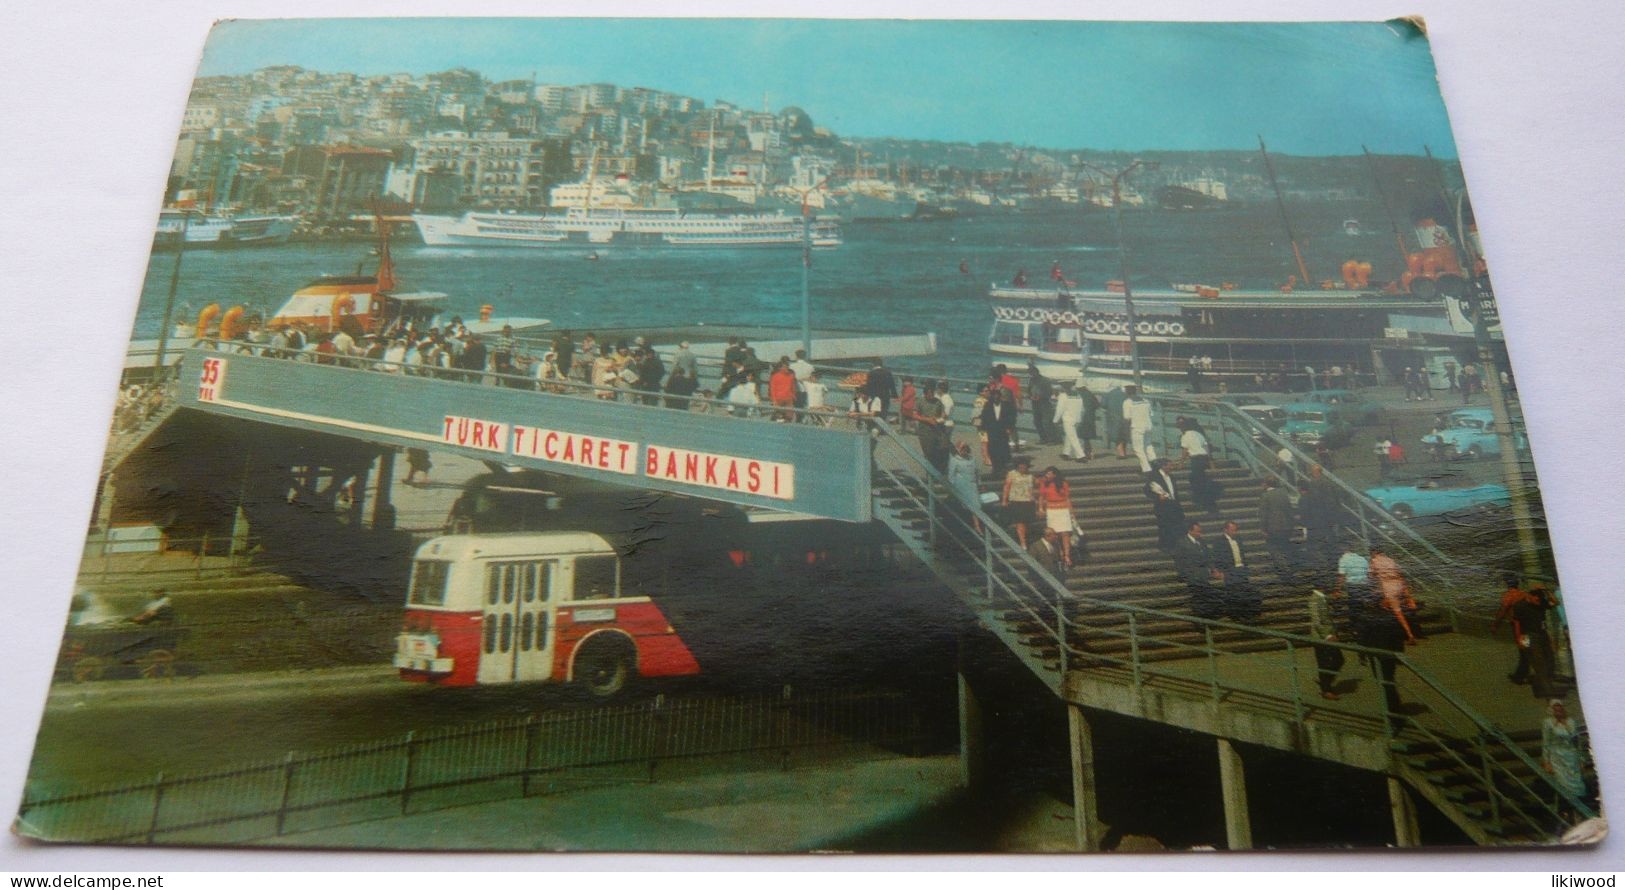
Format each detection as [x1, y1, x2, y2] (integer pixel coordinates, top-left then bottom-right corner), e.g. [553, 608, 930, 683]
[198, 18, 1459, 157]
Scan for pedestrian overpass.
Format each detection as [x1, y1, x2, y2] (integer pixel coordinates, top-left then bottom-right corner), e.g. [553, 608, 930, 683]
[173, 348, 873, 522]
[147, 347, 1590, 849]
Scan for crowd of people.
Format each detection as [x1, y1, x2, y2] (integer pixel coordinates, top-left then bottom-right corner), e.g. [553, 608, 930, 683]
[213, 321, 865, 421]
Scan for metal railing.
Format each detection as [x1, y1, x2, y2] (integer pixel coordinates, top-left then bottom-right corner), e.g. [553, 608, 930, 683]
[1139, 394, 1560, 597]
[182, 342, 873, 429]
[861, 417, 1593, 839]
[18, 685, 928, 845]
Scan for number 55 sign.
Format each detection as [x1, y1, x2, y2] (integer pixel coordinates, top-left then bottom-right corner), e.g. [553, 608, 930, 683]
[198, 357, 227, 403]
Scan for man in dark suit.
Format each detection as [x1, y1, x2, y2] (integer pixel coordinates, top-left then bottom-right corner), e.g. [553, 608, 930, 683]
[980, 386, 1016, 478]
[1213, 519, 1261, 622]
[1173, 521, 1223, 620]
[1299, 464, 1342, 572]
[1027, 527, 1064, 578]
[1258, 477, 1298, 581]
[864, 358, 898, 418]
[1144, 458, 1187, 552]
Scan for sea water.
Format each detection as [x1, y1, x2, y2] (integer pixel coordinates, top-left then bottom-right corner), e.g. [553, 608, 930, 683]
[132, 200, 1399, 379]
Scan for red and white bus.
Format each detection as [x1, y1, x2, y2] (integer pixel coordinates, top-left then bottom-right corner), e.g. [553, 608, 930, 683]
[394, 530, 701, 697]
[394, 471, 952, 697]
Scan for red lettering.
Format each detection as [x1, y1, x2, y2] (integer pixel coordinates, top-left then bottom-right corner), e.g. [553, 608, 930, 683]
[772, 465, 781, 495]
[472, 421, 485, 446]
[444, 417, 456, 440]
[747, 461, 761, 493]
[486, 423, 500, 450]
[704, 456, 718, 484]
[617, 442, 632, 472]
[646, 446, 660, 475]
[544, 431, 560, 459]
[726, 460, 740, 489]
[561, 435, 575, 462]
[456, 417, 470, 445]
[665, 452, 678, 479]
[511, 425, 526, 454]
[685, 454, 699, 481]
[580, 437, 596, 466]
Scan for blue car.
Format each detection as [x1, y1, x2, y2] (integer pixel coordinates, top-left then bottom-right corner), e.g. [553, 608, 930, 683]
[1281, 402, 1356, 448]
[1423, 408, 1530, 460]
[1364, 471, 1511, 520]
[1303, 389, 1382, 425]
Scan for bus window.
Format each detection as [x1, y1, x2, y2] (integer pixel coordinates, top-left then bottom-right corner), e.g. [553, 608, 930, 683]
[575, 555, 619, 600]
[408, 560, 450, 606]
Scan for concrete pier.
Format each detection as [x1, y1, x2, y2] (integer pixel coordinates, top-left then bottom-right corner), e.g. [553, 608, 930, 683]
[1216, 738, 1253, 850]
[1068, 705, 1103, 851]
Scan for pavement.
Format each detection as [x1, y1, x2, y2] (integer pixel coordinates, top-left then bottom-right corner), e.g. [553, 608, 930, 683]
[43, 664, 400, 711]
[257, 753, 968, 853]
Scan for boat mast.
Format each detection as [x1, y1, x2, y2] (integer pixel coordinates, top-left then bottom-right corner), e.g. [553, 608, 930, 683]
[1361, 145, 1411, 270]
[1257, 136, 1312, 287]
[374, 209, 396, 292]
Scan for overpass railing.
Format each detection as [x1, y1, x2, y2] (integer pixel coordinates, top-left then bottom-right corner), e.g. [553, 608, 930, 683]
[1140, 394, 1560, 601]
[863, 417, 1591, 839]
[825, 361, 1552, 602]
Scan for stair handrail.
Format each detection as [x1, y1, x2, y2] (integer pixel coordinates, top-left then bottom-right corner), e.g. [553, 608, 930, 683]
[863, 417, 1593, 831]
[816, 364, 1553, 588]
[866, 418, 1075, 672]
[175, 345, 868, 430]
[1143, 394, 1562, 594]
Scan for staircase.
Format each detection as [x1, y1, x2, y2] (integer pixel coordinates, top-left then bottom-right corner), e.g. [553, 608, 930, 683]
[1392, 728, 1596, 845]
[101, 386, 182, 477]
[1037, 458, 1450, 664]
[864, 416, 1593, 846]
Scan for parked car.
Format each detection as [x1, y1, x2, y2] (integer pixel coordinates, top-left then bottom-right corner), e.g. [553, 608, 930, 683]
[1281, 403, 1355, 448]
[1422, 407, 1530, 460]
[1214, 393, 1267, 408]
[1364, 471, 1511, 520]
[1238, 404, 1288, 434]
[1302, 388, 1382, 425]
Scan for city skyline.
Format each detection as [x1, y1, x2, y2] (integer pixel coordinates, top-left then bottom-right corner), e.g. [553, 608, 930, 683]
[198, 19, 1460, 157]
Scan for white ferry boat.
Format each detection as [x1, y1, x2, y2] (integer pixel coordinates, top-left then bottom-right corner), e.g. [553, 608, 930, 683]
[413, 207, 842, 249]
[987, 280, 1488, 392]
[154, 210, 295, 248]
[991, 218, 1492, 391]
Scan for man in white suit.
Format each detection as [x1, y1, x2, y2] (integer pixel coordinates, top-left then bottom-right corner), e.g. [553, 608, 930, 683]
[1053, 381, 1086, 460]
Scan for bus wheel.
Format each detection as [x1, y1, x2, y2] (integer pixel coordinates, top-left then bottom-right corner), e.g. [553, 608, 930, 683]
[575, 637, 635, 699]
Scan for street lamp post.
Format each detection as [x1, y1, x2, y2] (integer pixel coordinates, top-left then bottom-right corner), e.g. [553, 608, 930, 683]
[154, 209, 193, 373]
[801, 204, 813, 360]
[796, 177, 831, 360]
[1080, 160, 1154, 389]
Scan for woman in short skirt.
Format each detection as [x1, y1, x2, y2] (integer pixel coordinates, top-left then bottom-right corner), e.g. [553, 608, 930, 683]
[1037, 466, 1077, 568]
[1001, 456, 1037, 548]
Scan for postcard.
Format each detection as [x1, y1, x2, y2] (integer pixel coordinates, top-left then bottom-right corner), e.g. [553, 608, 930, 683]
[14, 17, 1601, 853]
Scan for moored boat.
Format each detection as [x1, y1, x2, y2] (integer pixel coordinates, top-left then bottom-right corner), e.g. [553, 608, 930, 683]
[414, 206, 841, 249]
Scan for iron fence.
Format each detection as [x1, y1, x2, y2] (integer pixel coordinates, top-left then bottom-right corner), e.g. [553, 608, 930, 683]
[18, 685, 929, 845]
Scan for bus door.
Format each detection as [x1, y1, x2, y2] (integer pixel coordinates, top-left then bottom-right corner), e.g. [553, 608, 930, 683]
[477, 559, 559, 684]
